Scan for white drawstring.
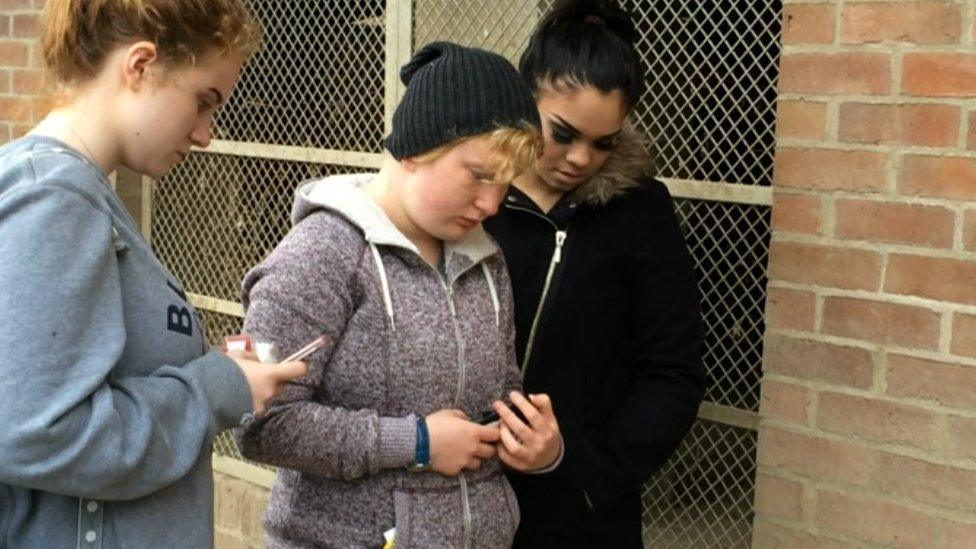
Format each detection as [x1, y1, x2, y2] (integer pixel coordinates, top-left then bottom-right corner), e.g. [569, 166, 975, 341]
[481, 263, 500, 327]
[369, 243, 396, 331]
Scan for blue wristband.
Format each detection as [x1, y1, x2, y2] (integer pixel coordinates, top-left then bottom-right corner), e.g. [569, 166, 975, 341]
[414, 417, 430, 469]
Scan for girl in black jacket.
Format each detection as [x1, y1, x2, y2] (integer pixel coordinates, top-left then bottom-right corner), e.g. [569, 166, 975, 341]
[483, 1, 706, 546]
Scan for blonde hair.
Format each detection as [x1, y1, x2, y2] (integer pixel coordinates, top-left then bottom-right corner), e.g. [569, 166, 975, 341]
[412, 124, 542, 186]
[41, 0, 262, 87]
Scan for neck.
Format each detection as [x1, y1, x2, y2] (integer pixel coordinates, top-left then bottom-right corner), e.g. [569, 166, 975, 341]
[363, 159, 443, 266]
[31, 88, 120, 175]
[513, 170, 564, 213]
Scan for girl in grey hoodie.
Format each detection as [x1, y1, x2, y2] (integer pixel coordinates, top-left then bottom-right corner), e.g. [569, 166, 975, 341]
[239, 42, 563, 548]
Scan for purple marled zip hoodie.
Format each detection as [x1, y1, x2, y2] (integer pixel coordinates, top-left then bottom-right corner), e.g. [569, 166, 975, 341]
[239, 174, 522, 548]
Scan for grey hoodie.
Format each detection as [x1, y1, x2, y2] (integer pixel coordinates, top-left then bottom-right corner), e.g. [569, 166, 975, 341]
[0, 136, 252, 548]
[239, 174, 523, 548]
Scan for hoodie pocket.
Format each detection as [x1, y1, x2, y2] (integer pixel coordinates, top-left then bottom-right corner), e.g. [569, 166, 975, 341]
[393, 472, 519, 549]
[393, 488, 464, 548]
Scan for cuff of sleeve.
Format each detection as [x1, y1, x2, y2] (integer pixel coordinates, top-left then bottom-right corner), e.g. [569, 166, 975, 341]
[377, 415, 418, 469]
[184, 351, 253, 434]
[526, 433, 565, 475]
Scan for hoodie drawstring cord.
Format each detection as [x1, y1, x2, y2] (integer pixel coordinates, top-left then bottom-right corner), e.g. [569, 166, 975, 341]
[369, 243, 396, 331]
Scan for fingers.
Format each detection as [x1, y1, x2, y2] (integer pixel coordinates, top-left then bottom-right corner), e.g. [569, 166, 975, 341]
[475, 423, 501, 443]
[527, 393, 554, 417]
[509, 391, 543, 428]
[226, 349, 259, 361]
[474, 442, 497, 459]
[274, 361, 308, 382]
[498, 423, 523, 454]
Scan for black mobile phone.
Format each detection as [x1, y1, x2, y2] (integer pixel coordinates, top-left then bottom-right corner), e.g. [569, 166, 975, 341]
[477, 402, 529, 425]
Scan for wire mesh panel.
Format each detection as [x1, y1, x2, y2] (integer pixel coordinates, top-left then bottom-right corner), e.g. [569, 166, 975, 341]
[214, 0, 386, 151]
[152, 154, 355, 302]
[413, 0, 541, 61]
[642, 420, 757, 549]
[675, 199, 771, 412]
[631, 0, 783, 186]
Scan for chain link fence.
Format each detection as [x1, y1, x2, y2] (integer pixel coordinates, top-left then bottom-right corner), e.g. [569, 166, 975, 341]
[149, 1, 781, 546]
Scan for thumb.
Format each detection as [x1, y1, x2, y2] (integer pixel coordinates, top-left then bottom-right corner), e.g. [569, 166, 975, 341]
[476, 424, 501, 442]
[274, 361, 308, 381]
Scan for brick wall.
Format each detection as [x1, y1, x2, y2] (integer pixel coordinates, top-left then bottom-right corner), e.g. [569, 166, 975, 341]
[0, 0, 44, 140]
[214, 471, 269, 549]
[756, 1, 976, 547]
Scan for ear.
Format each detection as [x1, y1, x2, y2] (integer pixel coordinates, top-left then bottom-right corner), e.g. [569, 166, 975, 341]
[400, 157, 418, 172]
[122, 41, 160, 91]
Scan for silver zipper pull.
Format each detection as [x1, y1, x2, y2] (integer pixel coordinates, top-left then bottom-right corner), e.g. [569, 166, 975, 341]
[554, 231, 567, 263]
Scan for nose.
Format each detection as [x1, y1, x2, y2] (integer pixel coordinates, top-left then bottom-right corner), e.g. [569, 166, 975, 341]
[190, 116, 213, 149]
[474, 186, 506, 218]
[565, 142, 592, 169]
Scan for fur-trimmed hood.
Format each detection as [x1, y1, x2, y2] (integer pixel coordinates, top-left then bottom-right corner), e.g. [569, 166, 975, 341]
[568, 125, 654, 206]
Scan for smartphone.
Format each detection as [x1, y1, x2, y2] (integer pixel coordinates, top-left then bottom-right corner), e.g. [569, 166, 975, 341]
[477, 402, 529, 425]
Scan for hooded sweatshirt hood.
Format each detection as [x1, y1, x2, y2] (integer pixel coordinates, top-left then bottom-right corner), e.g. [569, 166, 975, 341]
[293, 174, 499, 276]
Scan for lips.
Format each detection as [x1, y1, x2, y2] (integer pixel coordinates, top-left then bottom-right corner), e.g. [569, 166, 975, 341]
[457, 217, 480, 230]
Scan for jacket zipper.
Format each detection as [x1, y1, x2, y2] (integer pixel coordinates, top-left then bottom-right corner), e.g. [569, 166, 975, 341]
[507, 205, 569, 378]
[436, 273, 472, 548]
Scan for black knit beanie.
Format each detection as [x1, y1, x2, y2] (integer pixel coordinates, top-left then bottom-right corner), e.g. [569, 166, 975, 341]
[384, 41, 541, 159]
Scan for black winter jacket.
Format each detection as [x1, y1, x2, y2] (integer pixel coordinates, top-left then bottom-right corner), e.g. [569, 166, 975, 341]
[484, 130, 705, 548]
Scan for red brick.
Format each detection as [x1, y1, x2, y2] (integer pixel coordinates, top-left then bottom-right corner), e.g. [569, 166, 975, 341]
[816, 489, 937, 548]
[0, 69, 9, 94]
[11, 69, 43, 96]
[900, 155, 976, 201]
[11, 13, 36, 38]
[886, 253, 976, 306]
[760, 378, 811, 425]
[768, 241, 882, 291]
[822, 297, 941, 349]
[878, 453, 976, 512]
[887, 354, 976, 409]
[757, 428, 876, 485]
[838, 102, 959, 148]
[0, 95, 33, 125]
[0, 123, 10, 144]
[776, 100, 827, 141]
[11, 124, 31, 138]
[951, 313, 976, 358]
[965, 210, 976, 251]
[775, 148, 887, 192]
[0, 15, 9, 38]
[946, 415, 976, 461]
[765, 287, 816, 331]
[0, 41, 29, 67]
[780, 53, 891, 95]
[753, 520, 857, 549]
[834, 199, 954, 248]
[783, 4, 835, 45]
[841, 2, 961, 45]
[0, 0, 33, 9]
[943, 519, 976, 548]
[817, 392, 938, 450]
[771, 193, 821, 236]
[903, 53, 976, 97]
[764, 334, 875, 389]
[754, 473, 804, 520]
[969, 112, 976, 150]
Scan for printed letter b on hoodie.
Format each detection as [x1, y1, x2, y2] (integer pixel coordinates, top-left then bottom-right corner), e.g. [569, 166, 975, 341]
[166, 279, 193, 337]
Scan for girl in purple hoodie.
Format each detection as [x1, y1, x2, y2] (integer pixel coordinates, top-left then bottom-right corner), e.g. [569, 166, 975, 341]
[239, 42, 563, 548]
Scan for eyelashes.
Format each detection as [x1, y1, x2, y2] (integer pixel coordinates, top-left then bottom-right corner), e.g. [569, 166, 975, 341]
[548, 124, 618, 151]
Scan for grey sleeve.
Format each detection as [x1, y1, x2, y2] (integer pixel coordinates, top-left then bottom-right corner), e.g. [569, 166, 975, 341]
[237, 214, 415, 480]
[0, 184, 253, 501]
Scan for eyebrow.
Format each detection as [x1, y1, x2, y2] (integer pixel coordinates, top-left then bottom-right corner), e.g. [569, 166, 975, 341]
[551, 114, 621, 141]
[209, 88, 225, 105]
